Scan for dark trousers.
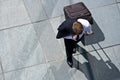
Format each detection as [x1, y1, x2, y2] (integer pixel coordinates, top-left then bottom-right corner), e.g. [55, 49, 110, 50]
[64, 35, 84, 58]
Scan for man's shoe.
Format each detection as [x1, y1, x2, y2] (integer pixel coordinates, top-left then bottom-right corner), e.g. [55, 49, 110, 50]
[73, 44, 78, 53]
[67, 57, 73, 67]
[73, 48, 77, 53]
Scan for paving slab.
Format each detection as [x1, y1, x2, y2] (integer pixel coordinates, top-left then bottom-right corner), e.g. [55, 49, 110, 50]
[41, 0, 115, 18]
[49, 16, 66, 51]
[0, 74, 3, 80]
[90, 4, 120, 48]
[23, 0, 47, 22]
[86, 45, 120, 80]
[71, 70, 88, 80]
[41, 0, 70, 18]
[48, 60, 75, 80]
[118, 3, 120, 8]
[0, 0, 31, 30]
[117, 0, 120, 2]
[33, 20, 64, 62]
[71, 0, 116, 9]
[0, 58, 2, 74]
[0, 24, 46, 72]
[72, 54, 93, 80]
[4, 63, 51, 80]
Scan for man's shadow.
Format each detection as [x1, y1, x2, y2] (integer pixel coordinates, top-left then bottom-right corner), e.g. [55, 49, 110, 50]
[81, 20, 105, 45]
[72, 45, 120, 80]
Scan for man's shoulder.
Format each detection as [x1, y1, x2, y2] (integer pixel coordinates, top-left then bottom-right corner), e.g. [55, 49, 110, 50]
[58, 18, 77, 30]
[77, 18, 90, 27]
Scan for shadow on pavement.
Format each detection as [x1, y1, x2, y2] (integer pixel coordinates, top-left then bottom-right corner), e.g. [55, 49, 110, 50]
[72, 46, 120, 80]
[81, 20, 105, 45]
[47, 45, 120, 80]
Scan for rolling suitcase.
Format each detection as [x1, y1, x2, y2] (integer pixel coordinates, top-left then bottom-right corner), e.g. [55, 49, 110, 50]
[64, 2, 93, 24]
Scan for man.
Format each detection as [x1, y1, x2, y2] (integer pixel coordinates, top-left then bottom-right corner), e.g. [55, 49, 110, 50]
[56, 18, 93, 67]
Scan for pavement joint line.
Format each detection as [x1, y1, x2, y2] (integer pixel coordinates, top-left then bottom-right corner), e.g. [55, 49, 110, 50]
[22, 0, 32, 24]
[22, 0, 50, 23]
[0, 22, 32, 32]
[0, 15, 63, 32]
[0, 55, 65, 74]
[0, 18, 48, 32]
[116, 2, 120, 13]
[39, 0, 49, 19]
[2, 58, 66, 74]
[37, 43, 120, 64]
[89, 2, 118, 10]
[0, 58, 5, 80]
[2, 62, 48, 74]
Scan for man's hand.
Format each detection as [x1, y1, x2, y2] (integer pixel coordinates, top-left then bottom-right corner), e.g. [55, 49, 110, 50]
[72, 35, 77, 40]
[85, 32, 94, 36]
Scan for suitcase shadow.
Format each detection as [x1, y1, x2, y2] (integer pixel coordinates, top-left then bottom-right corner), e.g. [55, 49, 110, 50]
[72, 46, 120, 80]
[81, 19, 105, 45]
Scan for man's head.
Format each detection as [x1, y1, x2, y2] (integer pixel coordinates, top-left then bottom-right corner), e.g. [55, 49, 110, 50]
[72, 21, 83, 35]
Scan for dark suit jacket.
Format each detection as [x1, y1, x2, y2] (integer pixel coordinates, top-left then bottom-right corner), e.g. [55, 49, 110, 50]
[56, 18, 77, 39]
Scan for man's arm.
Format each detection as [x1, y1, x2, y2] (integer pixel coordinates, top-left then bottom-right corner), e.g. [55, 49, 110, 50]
[84, 21, 94, 36]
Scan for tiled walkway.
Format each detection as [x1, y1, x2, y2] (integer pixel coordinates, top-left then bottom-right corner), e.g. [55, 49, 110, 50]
[0, 0, 120, 80]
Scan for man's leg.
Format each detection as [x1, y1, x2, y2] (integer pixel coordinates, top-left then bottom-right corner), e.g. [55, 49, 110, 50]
[64, 39, 76, 67]
[73, 35, 85, 53]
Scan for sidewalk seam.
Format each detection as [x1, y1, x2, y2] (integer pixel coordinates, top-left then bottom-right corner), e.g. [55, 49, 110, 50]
[0, 58, 5, 80]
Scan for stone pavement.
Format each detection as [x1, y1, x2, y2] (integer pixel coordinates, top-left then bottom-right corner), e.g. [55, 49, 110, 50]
[0, 0, 120, 80]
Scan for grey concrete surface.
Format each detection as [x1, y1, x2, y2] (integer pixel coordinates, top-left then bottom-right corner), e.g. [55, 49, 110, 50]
[118, 3, 120, 8]
[23, 0, 47, 22]
[0, 0, 31, 30]
[77, 45, 120, 80]
[0, 0, 120, 80]
[117, 0, 120, 2]
[0, 24, 46, 72]
[41, 0, 70, 18]
[0, 57, 4, 80]
[33, 20, 64, 62]
[4, 63, 50, 80]
[0, 58, 2, 74]
[90, 4, 120, 48]
[0, 75, 3, 80]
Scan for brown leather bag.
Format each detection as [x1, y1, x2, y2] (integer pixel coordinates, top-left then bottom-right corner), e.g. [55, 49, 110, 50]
[64, 2, 93, 24]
